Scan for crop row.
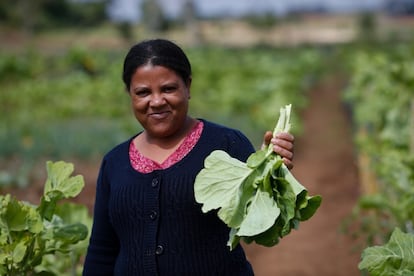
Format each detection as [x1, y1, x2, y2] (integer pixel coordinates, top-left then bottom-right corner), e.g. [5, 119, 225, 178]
[343, 42, 414, 247]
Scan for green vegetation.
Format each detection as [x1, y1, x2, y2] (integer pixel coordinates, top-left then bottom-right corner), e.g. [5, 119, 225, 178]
[341, 42, 414, 274]
[359, 227, 414, 275]
[343, 42, 414, 240]
[0, 161, 91, 275]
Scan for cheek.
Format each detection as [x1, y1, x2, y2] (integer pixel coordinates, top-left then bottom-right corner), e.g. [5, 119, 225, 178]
[130, 96, 146, 110]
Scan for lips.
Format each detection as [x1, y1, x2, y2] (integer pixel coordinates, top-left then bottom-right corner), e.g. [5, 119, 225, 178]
[149, 111, 171, 120]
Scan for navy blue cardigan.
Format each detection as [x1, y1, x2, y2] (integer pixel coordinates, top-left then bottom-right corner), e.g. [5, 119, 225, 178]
[83, 120, 256, 276]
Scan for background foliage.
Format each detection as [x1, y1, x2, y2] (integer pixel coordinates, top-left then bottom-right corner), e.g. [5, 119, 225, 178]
[341, 42, 414, 259]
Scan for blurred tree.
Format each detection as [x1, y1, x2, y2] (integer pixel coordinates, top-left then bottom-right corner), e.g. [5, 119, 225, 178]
[357, 12, 377, 43]
[0, 0, 37, 35]
[115, 21, 135, 44]
[181, 0, 203, 45]
[244, 12, 279, 30]
[0, 0, 13, 23]
[141, 0, 168, 32]
[40, 0, 108, 28]
[0, 0, 108, 31]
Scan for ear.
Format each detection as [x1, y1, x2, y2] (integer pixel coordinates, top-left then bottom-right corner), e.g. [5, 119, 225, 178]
[186, 76, 192, 88]
[186, 77, 192, 99]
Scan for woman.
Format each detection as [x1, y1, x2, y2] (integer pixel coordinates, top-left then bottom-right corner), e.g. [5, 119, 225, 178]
[83, 39, 294, 275]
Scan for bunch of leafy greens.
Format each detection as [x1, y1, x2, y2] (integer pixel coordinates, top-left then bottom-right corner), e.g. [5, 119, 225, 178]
[0, 161, 90, 275]
[194, 104, 322, 250]
[358, 227, 414, 275]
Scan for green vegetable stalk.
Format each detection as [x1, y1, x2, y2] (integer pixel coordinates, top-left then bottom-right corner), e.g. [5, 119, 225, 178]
[194, 104, 322, 250]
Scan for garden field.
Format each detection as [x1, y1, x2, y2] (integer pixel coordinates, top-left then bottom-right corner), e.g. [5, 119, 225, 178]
[1, 14, 414, 275]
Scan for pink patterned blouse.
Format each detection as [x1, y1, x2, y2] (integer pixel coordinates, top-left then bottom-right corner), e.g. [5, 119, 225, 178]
[129, 121, 204, 173]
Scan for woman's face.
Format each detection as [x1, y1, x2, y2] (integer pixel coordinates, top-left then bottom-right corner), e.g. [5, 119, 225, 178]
[129, 64, 191, 139]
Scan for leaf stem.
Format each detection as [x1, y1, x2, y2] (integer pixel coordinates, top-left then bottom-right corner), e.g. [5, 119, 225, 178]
[267, 104, 292, 156]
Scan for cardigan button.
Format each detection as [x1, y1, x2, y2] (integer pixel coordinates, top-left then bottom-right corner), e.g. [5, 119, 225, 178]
[155, 245, 164, 255]
[151, 178, 159, 187]
[149, 210, 157, 220]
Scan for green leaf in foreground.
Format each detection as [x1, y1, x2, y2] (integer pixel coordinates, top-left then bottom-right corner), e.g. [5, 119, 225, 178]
[0, 194, 43, 234]
[194, 104, 322, 250]
[358, 227, 414, 276]
[237, 188, 280, 237]
[0, 161, 90, 275]
[194, 150, 255, 228]
[38, 161, 85, 221]
[44, 161, 84, 200]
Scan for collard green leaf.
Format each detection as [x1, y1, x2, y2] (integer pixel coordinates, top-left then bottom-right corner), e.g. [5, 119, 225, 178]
[279, 164, 306, 196]
[12, 240, 27, 263]
[38, 192, 61, 221]
[55, 202, 92, 227]
[0, 195, 43, 234]
[299, 195, 322, 221]
[227, 228, 241, 250]
[45, 161, 74, 192]
[194, 150, 256, 228]
[245, 221, 283, 247]
[39, 161, 85, 220]
[261, 157, 282, 193]
[1, 195, 28, 232]
[237, 189, 280, 237]
[246, 150, 267, 168]
[194, 104, 322, 250]
[42, 214, 88, 253]
[44, 161, 84, 200]
[296, 190, 309, 210]
[273, 177, 296, 236]
[53, 223, 88, 245]
[358, 227, 414, 275]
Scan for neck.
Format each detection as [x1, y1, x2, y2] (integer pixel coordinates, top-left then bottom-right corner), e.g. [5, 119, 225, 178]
[134, 117, 197, 164]
[143, 117, 197, 150]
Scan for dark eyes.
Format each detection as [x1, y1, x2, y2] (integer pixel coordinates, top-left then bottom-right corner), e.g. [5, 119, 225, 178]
[133, 85, 178, 96]
[163, 86, 177, 93]
[134, 89, 150, 96]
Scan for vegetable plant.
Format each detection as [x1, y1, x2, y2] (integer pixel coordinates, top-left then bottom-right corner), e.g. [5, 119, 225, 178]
[359, 227, 414, 275]
[194, 104, 321, 250]
[342, 43, 414, 248]
[0, 161, 90, 275]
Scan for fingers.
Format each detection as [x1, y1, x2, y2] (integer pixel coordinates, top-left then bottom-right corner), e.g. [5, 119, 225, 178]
[282, 157, 294, 170]
[272, 133, 294, 152]
[275, 132, 295, 144]
[261, 131, 274, 149]
[261, 131, 295, 169]
[271, 144, 294, 160]
[272, 132, 295, 170]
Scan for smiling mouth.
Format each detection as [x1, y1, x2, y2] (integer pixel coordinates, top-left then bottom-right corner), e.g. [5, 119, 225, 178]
[149, 111, 170, 119]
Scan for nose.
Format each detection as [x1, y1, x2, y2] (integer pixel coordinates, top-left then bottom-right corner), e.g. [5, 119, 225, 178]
[150, 92, 166, 106]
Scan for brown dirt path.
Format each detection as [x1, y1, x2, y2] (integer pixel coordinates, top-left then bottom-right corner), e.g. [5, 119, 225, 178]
[243, 75, 362, 275]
